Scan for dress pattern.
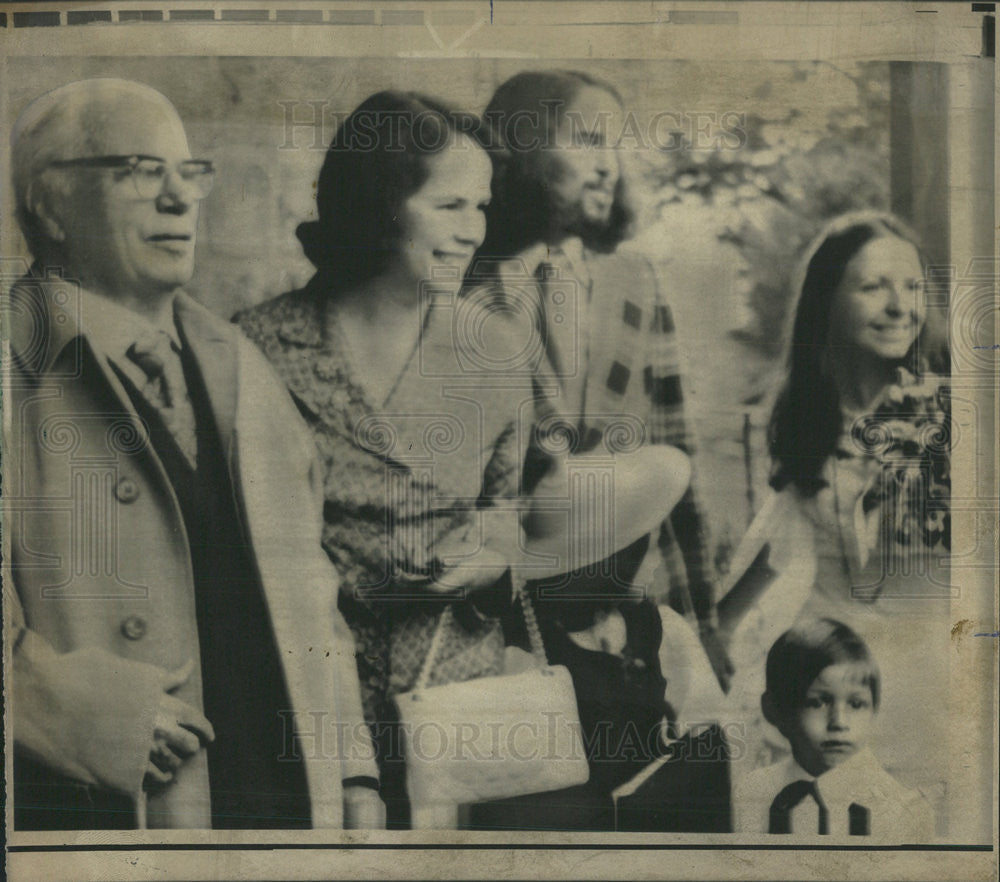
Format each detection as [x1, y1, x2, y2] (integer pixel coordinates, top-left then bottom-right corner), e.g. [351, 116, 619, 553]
[235, 279, 534, 724]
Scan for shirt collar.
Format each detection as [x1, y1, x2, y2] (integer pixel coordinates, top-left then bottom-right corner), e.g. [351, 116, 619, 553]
[785, 748, 881, 805]
[78, 288, 182, 364]
[552, 236, 585, 267]
[534, 237, 591, 297]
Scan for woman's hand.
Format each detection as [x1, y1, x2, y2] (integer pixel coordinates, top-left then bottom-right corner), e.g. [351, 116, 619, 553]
[421, 525, 509, 594]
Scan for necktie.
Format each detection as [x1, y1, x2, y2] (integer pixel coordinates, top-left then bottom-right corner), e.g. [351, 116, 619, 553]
[769, 779, 829, 834]
[127, 330, 198, 469]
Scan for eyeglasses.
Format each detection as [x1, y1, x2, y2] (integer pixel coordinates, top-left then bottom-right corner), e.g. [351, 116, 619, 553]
[49, 154, 215, 200]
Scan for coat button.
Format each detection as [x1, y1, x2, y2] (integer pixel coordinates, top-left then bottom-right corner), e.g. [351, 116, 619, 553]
[121, 615, 147, 640]
[114, 477, 140, 504]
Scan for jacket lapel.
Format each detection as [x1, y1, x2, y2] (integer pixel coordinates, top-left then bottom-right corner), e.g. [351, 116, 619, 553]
[7, 271, 88, 379]
[264, 290, 369, 446]
[7, 272, 189, 530]
[174, 293, 238, 454]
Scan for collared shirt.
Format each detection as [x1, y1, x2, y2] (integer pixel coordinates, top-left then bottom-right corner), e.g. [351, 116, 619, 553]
[542, 237, 593, 419]
[552, 236, 590, 286]
[734, 748, 935, 839]
[78, 288, 182, 390]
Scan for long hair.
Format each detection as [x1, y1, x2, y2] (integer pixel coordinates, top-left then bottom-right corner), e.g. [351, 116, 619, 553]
[477, 69, 634, 259]
[297, 90, 491, 293]
[768, 210, 950, 495]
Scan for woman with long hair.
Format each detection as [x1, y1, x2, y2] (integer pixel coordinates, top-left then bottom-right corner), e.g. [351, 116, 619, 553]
[720, 210, 951, 829]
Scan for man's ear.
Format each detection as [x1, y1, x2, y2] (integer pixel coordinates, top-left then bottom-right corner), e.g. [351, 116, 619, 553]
[26, 179, 67, 243]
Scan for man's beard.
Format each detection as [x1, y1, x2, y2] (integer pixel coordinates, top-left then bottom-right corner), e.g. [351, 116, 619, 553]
[551, 192, 614, 247]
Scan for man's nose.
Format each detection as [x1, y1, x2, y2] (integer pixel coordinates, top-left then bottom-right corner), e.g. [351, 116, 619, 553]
[593, 149, 614, 178]
[156, 169, 196, 213]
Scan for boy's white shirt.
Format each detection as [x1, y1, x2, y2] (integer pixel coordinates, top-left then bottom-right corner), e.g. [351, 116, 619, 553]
[733, 747, 935, 840]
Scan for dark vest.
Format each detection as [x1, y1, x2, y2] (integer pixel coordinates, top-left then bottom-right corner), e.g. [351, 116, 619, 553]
[143, 333, 311, 829]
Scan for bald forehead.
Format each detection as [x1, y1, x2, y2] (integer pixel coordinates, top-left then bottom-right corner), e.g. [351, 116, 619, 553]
[89, 103, 189, 159]
[71, 87, 189, 158]
[15, 79, 189, 164]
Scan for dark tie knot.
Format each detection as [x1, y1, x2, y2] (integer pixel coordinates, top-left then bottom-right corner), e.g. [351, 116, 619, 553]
[777, 779, 819, 806]
[769, 778, 829, 834]
[127, 330, 176, 381]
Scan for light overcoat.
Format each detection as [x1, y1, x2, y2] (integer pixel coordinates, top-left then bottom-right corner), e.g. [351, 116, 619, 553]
[3, 271, 376, 828]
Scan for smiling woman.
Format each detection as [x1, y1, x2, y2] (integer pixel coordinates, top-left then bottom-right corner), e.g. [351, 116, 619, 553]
[719, 210, 952, 830]
[233, 91, 539, 829]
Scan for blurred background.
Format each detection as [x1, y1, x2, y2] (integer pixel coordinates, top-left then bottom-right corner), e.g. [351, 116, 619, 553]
[3, 56, 991, 572]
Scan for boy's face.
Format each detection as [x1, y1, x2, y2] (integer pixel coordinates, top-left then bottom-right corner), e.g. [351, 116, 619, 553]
[783, 663, 876, 777]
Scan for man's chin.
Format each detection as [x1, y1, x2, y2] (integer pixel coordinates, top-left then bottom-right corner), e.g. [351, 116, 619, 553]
[571, 214, 614, 247]
[138, 271, 194, 296]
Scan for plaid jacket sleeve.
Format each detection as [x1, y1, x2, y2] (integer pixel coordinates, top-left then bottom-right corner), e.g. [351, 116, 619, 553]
[639, 259, 718, 625]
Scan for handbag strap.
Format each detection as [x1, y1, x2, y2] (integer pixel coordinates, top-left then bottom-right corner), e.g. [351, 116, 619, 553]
[412, 571, 551, 693]
[511, 569, 550, 667]
[413, 603, 455, 693]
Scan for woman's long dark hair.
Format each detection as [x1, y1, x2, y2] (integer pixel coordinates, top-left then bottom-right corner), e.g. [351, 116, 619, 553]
[297, 90, 491, 294]
[476, 69, 635, 259]
[768, 211, 950, 496]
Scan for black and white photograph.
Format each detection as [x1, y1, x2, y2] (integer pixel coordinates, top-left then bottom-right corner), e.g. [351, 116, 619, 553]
[1, 3, 996, 880]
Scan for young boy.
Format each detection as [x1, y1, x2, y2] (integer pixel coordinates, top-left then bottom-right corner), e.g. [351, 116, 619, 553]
[733, 618, 935, 839]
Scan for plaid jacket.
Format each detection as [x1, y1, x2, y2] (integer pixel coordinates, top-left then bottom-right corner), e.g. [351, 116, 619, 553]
[486, 244, 718, 624]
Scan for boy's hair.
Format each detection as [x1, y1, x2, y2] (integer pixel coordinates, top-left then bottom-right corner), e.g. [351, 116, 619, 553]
[763, 618, 880, 721]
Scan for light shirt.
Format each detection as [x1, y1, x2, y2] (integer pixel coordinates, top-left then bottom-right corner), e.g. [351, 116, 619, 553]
[540, 237, 593, 421]
[78, 288, 182, 390]
[551, 236, 591, 291]
[734, 748, 935, 840]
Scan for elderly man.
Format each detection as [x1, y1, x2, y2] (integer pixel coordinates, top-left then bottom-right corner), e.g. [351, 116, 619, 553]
[4, 79, 380, 830]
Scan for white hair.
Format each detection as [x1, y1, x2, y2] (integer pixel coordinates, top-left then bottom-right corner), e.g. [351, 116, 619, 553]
[11, 78, 180, 256]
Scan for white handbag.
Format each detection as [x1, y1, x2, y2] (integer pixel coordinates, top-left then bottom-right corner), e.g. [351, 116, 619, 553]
[394, 577, 590, 807]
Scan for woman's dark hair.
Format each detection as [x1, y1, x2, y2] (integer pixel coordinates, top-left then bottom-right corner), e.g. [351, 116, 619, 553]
[477, 69, 635, 258]
[297, 90, 491, 290]
[768, 210, 950, 495]
[764, 618, 880, 719]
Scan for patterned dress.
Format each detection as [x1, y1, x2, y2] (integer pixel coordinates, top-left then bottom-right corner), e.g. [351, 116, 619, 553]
[235, 279, 537, 731]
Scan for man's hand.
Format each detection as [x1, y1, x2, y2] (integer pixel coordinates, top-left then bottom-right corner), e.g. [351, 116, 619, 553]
[343, 785, 385, 829]
[144, 660, 214, 787]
